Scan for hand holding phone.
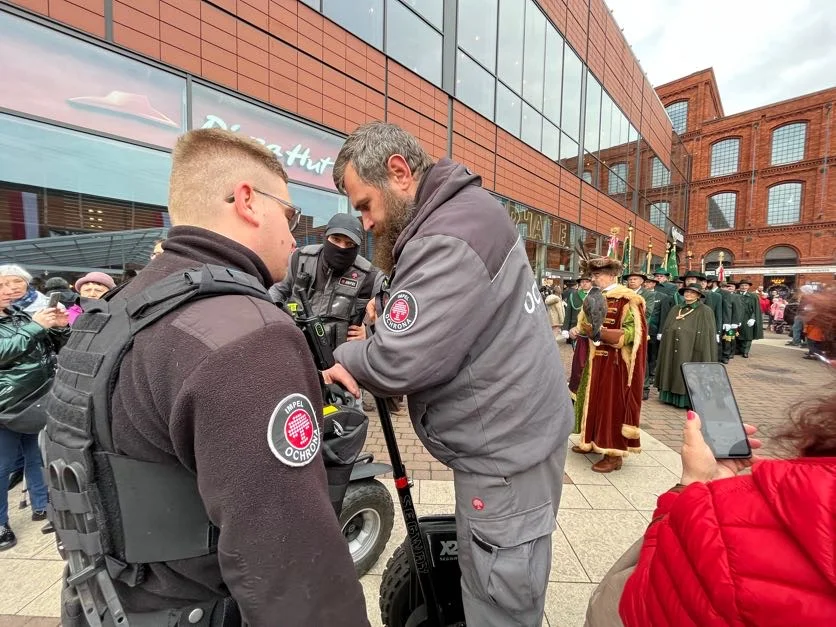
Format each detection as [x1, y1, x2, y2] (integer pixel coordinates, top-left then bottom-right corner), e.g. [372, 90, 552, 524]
[680, 411, 760, 485]
[47, 292, 61, 308]
[680, 362, 751, 459]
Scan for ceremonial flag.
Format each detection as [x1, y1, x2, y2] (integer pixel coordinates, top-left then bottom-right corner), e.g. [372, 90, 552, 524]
[621, 223, 633, 270]
[666, 240, 679, 279]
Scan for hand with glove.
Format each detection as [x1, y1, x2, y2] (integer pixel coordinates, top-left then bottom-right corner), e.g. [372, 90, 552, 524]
[722, 323, 731, 331]
[715, 334, 720, 343]
[598, 328, 624, 346]
[656, 333, 662, 341]
[747, 319, 755, 327]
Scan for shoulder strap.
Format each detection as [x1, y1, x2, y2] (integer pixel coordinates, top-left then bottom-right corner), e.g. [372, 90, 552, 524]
[89, 265, 272, 451]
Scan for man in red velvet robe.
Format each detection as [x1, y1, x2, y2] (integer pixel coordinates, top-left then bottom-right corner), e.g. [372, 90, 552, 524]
[569, 256, 647, 472]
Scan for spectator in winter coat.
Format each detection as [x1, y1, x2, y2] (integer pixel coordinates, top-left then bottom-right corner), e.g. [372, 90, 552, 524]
[618, 289, 836, 626]
[0, 265, 49, 314]
[545, 285, 566, 339]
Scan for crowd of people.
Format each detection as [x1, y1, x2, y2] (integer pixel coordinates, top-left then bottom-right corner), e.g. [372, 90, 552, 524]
[0, 122, 833, 626]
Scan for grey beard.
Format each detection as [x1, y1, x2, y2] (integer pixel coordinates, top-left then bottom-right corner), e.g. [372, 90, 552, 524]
[373, 189, 415, 275]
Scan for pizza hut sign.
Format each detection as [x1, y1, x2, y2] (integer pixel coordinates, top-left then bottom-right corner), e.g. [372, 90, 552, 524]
[201, 114, 336, 180]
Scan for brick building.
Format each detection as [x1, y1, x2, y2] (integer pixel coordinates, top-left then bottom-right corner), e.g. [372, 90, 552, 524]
[0, 0, 686, 285]
[657, 68, 835, 294]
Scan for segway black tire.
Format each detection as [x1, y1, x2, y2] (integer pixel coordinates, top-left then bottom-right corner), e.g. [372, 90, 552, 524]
[380, 541, 426, 627]
[339, 479, 394, 576]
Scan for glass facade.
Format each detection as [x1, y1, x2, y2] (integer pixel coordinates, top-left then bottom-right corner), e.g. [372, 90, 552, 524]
[710, 138, 740, 176]
[665, 101, 688, 134]
[650, 202, 668, 230]
[322, 0, 384, 49]
[771, 123, 807, 165]
[309, 0, 687, 229]
[707, 192, 736, 231]
[0, 10, 351, 278]
[767, 183, 802, 225]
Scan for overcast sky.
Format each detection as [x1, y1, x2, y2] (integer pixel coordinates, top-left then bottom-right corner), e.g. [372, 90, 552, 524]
[605, 0, 836, 115]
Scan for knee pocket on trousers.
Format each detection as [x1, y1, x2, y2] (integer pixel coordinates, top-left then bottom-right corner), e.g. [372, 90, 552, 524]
[468, 501, 555, 613]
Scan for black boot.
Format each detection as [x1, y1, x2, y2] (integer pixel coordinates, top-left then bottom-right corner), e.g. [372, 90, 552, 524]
[642, 388, 650, 400]
[0, 524, 16, 551]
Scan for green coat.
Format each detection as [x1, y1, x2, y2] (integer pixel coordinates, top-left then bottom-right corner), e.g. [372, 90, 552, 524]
[655, 303, 717, 397]
[737, 292, 764, 341]
[0, 307, 68, 412]
[564, 288, 586, 331]
[703, 290, 724, 338]
[638, 288, 661, 326]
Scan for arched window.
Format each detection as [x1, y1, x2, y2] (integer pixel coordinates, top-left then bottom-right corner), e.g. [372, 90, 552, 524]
[649, 202, 668, 229]
[771, 123, 807, 165]
[767, 182, 802, 225]
[704, 248, 734, 272]
[764, 246, 799, 267]
[710, 138, 740, 176]
[707, 192, 736, 231]
[582, 170, 593, 184]
[665, 101, 688, 134]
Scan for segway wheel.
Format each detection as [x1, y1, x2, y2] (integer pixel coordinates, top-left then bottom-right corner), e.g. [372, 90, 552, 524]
[380, 541, 427, 627]
[339, 479, 394, 576]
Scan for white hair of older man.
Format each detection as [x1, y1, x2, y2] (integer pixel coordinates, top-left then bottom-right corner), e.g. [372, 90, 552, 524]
[0, 264, 32, 283]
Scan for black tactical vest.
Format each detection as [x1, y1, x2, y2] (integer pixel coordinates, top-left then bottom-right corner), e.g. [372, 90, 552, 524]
[289, 245, 372, 349]
[41, 265, 273, 625]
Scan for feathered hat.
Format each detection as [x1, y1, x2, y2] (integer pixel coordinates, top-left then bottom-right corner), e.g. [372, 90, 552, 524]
[575, 239, 623, 276]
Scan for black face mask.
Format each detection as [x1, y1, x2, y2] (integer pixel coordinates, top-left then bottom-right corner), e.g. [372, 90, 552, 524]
[323, 240, 358, 274]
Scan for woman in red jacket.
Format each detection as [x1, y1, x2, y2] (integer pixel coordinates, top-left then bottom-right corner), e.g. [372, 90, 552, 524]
[619, 292, 836, 626]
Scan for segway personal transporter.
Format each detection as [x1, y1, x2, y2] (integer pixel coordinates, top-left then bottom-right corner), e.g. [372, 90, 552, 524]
[375, 394, 465, 627]
[296, 277, 465, 625]
[292, 277, 395, 576]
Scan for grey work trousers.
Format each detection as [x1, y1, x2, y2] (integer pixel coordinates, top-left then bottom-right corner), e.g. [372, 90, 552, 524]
[453, 443, 567, 627]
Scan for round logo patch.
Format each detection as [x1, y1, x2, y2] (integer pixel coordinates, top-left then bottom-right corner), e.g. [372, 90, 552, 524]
[268, 393, 321, 467]
[472, 498, 485, 511]
[382, 290, 418, 333]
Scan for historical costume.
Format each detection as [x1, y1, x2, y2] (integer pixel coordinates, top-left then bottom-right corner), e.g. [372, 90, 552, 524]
[570, 255, 647, 471]
[719, 282, 743, 363]
[656, 285, 718, 408]
[683, 270, 722, 362]
[638, 275, 662, 399]
[563, 276, 590, 343]
[735, 279, 764, 357]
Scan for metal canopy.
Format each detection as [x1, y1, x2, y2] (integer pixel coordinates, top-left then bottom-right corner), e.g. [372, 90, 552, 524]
[0, 228, 168, 273]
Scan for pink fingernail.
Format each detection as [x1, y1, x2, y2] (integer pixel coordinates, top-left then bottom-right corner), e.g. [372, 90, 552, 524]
[687, 411, 697, 421]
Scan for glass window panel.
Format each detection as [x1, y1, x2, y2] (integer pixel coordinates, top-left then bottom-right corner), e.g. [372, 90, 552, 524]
[771, 123, 806, 165]
[628, 123, 638, 142]
[764, 246, 798, 266]
[496, 81, 521, 135]
[0, 112, 169, 207]
[287, 182, 350, 248]
[0, 11, 187, 150]
[457, 0, 498, 71]
[650, 202, 669, 230]
[599, 92, 613, 150]
[710, 138, 740, 176]
[323, 0, 384, 49]
[522, 1, 546, 109]
[399, 0, 443, 29]
[542, 118, 560, 160]
[615, 107, 628, 148]
[521, 103, 542, 149]
[651, 157, 670, 187]
[608, 162, 627, 195]
[584, 72, 601, 154]
[582, 170, 593, 185]
[543, 26, 563, 124]
[767, 183, 802, 225]
[561, 46, 583, 140]
[707, 192, 736, 231]
[665, 100, 688, 134]
[386, 0, 442, 85]
[301, 0, 319, 8]
[456, 51, 495, 120]
[497, 0, 525, 93]
[558, 132, 579, 170]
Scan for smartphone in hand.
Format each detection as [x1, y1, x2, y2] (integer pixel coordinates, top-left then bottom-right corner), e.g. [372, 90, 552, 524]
[681, 362, 751, 459]
[47, 292, 61, 308]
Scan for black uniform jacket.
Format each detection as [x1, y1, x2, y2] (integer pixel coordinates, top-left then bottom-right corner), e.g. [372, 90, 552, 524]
[109, 226, 368, 626]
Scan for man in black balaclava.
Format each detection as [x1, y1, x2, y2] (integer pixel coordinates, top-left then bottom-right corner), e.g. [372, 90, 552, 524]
[270, 213, 386, 350]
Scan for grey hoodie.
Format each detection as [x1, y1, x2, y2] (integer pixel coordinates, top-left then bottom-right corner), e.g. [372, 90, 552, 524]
[334, 158, 573, 476]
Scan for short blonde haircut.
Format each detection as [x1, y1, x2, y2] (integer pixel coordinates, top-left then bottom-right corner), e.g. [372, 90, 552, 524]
[168, 128, 289, 225]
